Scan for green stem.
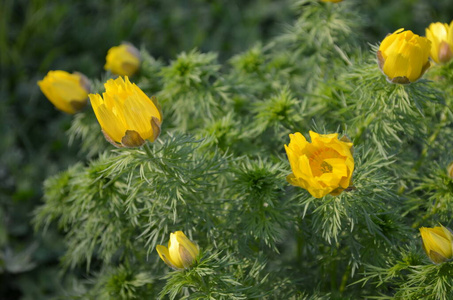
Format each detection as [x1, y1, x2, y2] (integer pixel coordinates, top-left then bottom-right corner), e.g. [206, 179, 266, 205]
[330, 248, 337, 292]
[339, 263, 351, 294]
[143, 142, 154, 158]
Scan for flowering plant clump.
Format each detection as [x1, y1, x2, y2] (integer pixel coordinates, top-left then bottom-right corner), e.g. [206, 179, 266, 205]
[156, 231, 199, 270]
[104, 43, 141, 77]
[89, 76, 162, 148]
[38, 70, 90, 114]
[420, 225, 453, 264]
[426, 21, 453, 64]
[285, 131, 354, 198]
[31, 1, 453, 299]
[377, 28, 431, 84]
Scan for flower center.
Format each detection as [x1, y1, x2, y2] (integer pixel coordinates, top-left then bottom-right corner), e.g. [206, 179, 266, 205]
[320, 161, 333, 173]
[308, 147, 340, 177]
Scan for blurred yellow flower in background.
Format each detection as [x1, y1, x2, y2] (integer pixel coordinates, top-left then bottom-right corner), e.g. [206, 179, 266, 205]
[377, 28, 431, 84]
[38, 70, 90, 114]
[447, 162, 453, 180]
[420, 225, 453, 264]
[285, 131, 354, 198]
[156, 231, 199, 270]
[104, 43, 141, 77]
[426, 21, 453, 64]
[89, 76, 162, 148]
[320, 0, 343, 3]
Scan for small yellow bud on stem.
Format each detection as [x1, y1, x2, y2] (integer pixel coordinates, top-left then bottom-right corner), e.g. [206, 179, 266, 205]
[156, 231, 199, 270]
[420, 225, 453, 264]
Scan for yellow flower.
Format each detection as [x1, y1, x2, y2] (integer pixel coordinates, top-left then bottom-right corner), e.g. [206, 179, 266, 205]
[37, 70, 90, 114]
[320, 0, 343, 2]
[285, 131, 354, 198]
[104, 43, 141, 77]
[377, 28, 431, 84]
[426, 21, 453, 64]
[89, 76, 162, 148]
[420, 225, 453, 264]
[156, 231, 199, 270]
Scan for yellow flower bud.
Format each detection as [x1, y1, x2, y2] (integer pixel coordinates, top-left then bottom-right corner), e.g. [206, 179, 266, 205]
[320, 0, 343, 2]
[37, 70, 90, 114]
[285, 131, 354, 198]
[89, 76, 162, 148]
[156, 231, 199, 270]
[104, 43, 141, 77]
[447, 162, 453, 179]
[419, 225, 453, 264]
[377, 28, 431, 84]
[426, 21, 453, 64]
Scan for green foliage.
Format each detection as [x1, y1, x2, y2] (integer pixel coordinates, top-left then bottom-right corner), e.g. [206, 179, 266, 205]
[159, 50, 225, 131]
[0, 1, 294, 297]
[159, 250, 267, 300]
[4, 0, 453, 299]
[33, 0, 453, 297]
[358, 243, 453, 300]
[229, 158, 289, 251]
[101, 265, 154, 300]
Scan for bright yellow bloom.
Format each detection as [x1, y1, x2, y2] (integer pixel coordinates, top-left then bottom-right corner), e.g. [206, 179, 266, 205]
[426, 21, 453, 64]
[320, 0, 343, 2]
[89, 76, 162, 148]
[285, 131, 354, 198]
[377, 28, 431, 84]
[156, 231, 199, 270]
[420, 225, 453, 264]
[104, 43, 141, 77]
[38, 70, 90, 114]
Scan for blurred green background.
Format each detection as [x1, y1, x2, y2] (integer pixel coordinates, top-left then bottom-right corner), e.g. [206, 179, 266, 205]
[1, 0, 452, 298]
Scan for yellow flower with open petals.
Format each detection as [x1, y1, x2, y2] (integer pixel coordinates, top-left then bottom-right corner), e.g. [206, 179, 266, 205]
[426, 21, 453, 64]
[420, 225, 453, 264]
[377, 28, 431, 84]
[156, 231, 199, 270]
[285, 131, 354, 198]
[89, 76, 162, 148]
[38, 70, 90, 114]
[104, 43, 141, 77]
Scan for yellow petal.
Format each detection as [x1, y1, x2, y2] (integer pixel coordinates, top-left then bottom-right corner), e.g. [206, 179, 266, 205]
[448, 21, 453, 48]
[379, 29, 430, 82]
[174, 232, 199, 257]
[89, 76, 162, 147]
[284, 131, 354, 198]
[104, 44, 141, 77]
[426, 22, 448, 63]
[420, 226, 453, 263]
[168, 233, 184, 269]
[288, 132, 308, 156]
[306, 184, 332, 198]
[156, 245, 180, 269]
[427, 232, 451, 258]
[309, 131, 338, 147]
[379, 28, 405, 59]
[174, 231, 199, 268]
[324, 158, 348, 178]
[38, 70, 88, 114]
[89, 95, 126, 143]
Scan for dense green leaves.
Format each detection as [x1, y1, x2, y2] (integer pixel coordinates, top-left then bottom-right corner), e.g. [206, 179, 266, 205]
[4, 0, 453, 299]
